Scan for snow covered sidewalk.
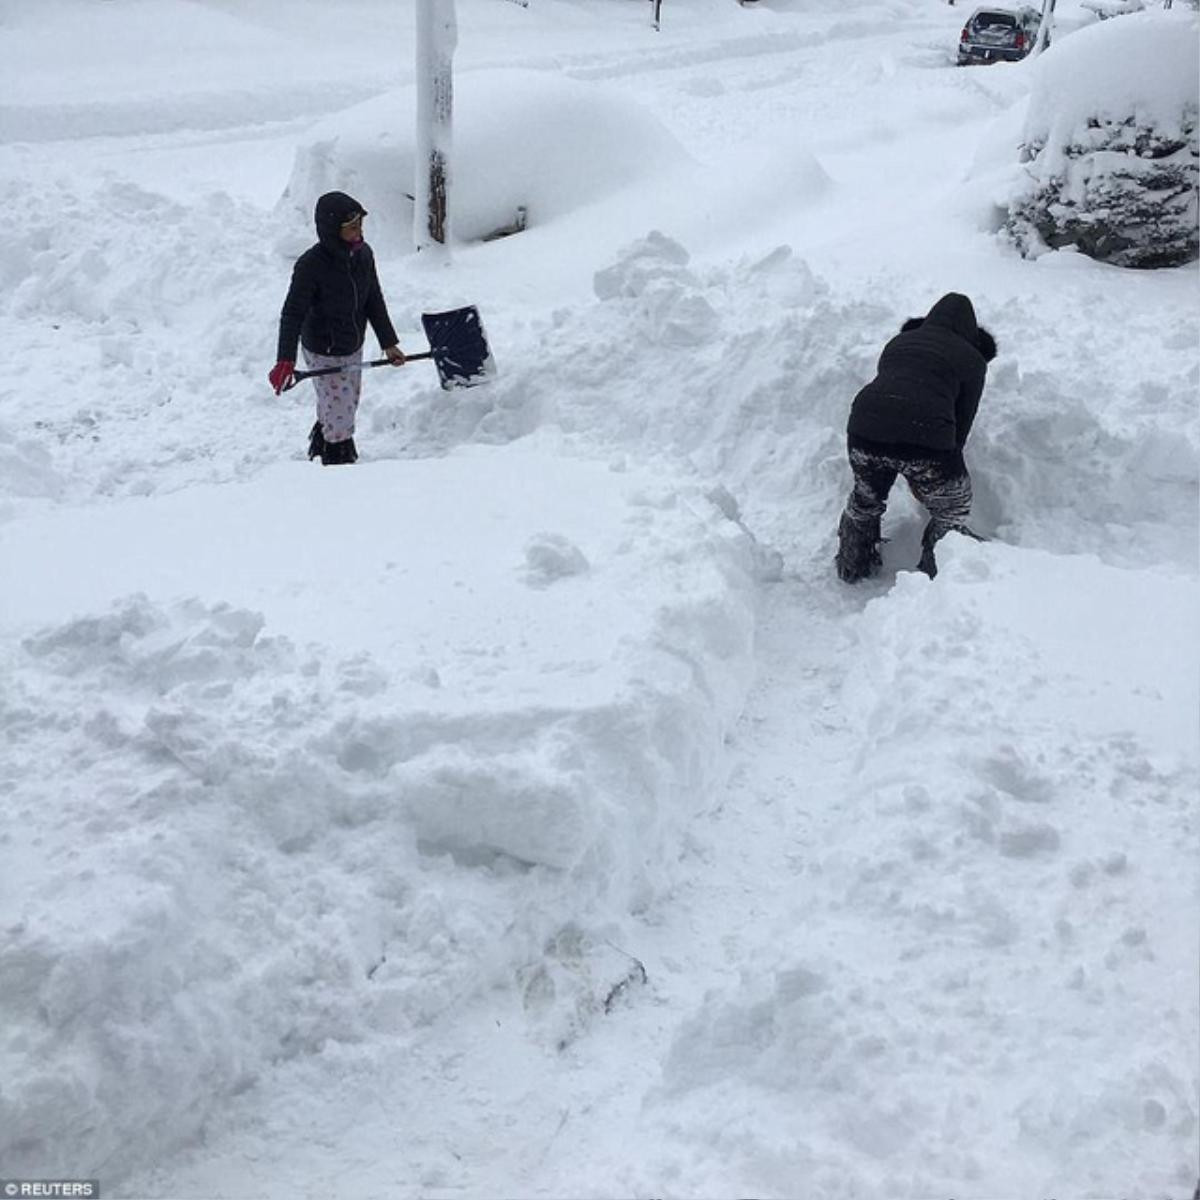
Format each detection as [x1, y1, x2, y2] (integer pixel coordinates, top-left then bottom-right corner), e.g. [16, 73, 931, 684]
[0, 445, 760, 1183]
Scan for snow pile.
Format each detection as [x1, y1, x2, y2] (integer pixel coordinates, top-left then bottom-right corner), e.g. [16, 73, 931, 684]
[374, 231, 1200, 572]
[0, 449, 759, 1181]
[373, 233, 885, 538]
[970, 291, 1200, 571]
[0, 174, 285, 509]
[2, 181, 265, 337]
[1007, 9, 1200, 266]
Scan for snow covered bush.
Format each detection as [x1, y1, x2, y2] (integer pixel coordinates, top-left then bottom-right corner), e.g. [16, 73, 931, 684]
[1007, 11, 1199, 268]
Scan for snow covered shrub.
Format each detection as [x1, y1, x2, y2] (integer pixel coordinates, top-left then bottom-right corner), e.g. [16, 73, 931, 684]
[1007, 11, 1199, 268]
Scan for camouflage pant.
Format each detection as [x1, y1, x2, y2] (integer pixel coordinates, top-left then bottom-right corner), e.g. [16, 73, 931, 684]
[837, 442, 973, 580]
[302, 348, 362, 443]
[844, 443, 972, 535]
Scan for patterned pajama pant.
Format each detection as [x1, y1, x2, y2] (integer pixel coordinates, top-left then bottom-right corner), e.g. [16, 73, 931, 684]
[302, 348, 362, 443]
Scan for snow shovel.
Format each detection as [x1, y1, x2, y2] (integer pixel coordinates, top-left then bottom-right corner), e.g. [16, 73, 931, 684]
[285, 305, 497, 392]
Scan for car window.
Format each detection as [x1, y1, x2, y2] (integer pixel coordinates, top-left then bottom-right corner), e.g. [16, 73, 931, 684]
[973, 10, 1018, 26]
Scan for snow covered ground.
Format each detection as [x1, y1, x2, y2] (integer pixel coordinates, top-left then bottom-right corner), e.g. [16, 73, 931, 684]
[0, 0, 1197, 1197]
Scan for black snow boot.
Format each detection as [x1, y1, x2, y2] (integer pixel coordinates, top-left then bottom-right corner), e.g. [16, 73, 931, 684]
[320, 437, 358, 466]
[307, 421, 326, 462]
[918, 526, 939, 579]
[835, 512, 882, 583]
[919, 521, 985, 578]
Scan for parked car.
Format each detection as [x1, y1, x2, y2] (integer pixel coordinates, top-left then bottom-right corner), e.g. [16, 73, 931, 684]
[957, 6, 1043, 64]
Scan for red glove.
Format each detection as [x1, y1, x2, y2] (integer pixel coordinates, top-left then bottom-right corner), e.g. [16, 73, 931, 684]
[269, 360, 295, 394]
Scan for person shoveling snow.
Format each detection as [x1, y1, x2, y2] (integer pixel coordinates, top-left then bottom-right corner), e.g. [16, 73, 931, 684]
[268, 190, 407, 466]
[835, 291, 997, 582]
[268, 191, 498, 465]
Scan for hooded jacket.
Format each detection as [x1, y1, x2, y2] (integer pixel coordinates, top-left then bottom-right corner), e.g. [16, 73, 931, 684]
[276, 191, 399, 362]
[847, 292, 997, 453]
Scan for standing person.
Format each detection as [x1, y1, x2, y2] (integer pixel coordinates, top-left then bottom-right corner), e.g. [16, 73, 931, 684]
[268, 191, 406, 465]
[835, 292, 997, 582]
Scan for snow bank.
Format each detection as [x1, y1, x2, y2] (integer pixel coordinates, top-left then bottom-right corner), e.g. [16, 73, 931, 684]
[2, 173, 1195, 570]
[653, 535, 1199, 1197]
[0, 174, 305, 509]
[374, 232, 887, 549]
[0, 447, 758, 1181]
[972, 297, 1200, 569]
[375, 231, 1200, 571]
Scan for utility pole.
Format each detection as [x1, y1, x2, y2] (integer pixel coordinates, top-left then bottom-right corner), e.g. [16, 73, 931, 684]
[415, 0, 457, 251]
[1032, 0, 1055, 54]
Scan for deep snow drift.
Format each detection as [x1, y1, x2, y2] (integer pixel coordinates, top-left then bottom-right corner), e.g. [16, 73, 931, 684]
[1, 448, 759, 1179]
[0, 0, 1197, 1197]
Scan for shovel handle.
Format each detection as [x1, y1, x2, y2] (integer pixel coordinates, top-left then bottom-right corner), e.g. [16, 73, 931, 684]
[283, 351, 434, 390]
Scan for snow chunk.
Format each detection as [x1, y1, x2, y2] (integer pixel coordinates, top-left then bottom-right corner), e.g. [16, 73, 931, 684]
[0, 422, 65, 504]
[522, 531, 590, 588]
[593, 231, 720, 346]
[593, 230, 693, 300]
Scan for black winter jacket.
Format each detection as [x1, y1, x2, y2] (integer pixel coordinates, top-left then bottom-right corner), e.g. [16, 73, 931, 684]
[847, 292, 997, 453]
[276, 191, 399, 362]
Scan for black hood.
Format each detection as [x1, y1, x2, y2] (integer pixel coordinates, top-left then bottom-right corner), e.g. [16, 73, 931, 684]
[898, 292, 997, 361]
[925, 292, 979, 341]
[314, 191, 367, 251]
